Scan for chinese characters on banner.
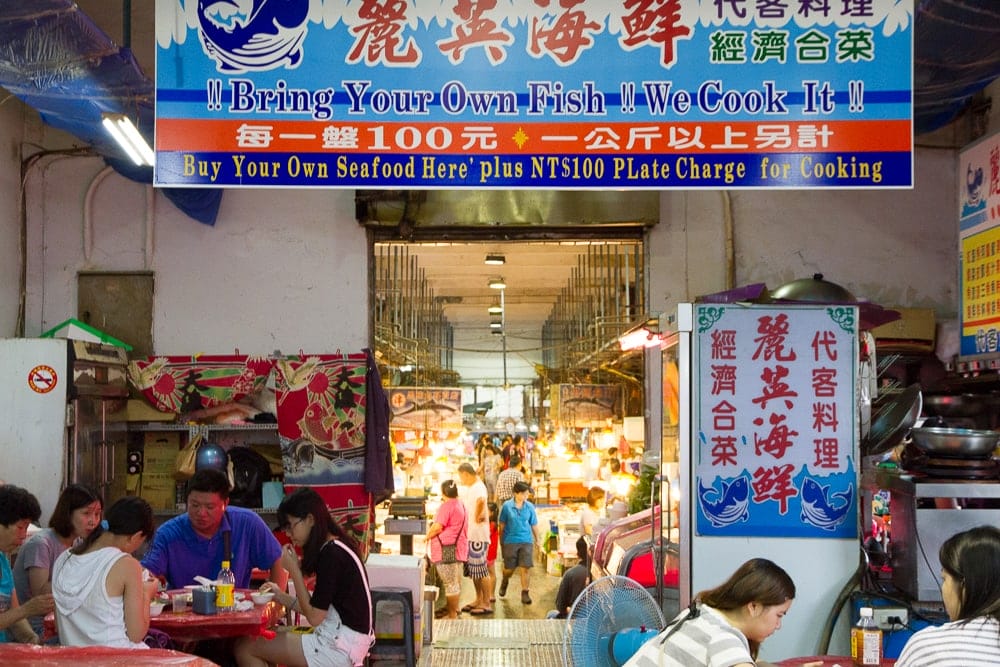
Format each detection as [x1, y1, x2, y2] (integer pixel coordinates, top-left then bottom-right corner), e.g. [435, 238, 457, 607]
[958, 131, 1000, 357]
[693, 305, 857, 538]
[154, 1, 913, 189]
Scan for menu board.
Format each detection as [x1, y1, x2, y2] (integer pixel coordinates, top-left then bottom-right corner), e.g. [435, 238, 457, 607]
[693, 305, 857, 538]
[958, 130, 1000, 358]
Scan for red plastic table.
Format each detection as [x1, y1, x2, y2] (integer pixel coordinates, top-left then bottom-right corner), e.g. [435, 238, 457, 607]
[150, 589, 284, 644]
[0, 644, 217, 665]
[44, 589, 284, 646]
[776, 656, 896, 666]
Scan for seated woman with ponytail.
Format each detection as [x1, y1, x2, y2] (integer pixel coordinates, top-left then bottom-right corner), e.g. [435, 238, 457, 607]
[51, 496, 159, 648]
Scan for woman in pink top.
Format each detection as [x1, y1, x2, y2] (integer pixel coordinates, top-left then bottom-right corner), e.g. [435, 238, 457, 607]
[425, 480, 468, 618]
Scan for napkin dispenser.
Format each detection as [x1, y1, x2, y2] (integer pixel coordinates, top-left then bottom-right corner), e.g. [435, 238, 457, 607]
[192, 586, 217, 614]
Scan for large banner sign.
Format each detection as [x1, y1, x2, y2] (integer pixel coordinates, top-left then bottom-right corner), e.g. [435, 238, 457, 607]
[692, 305, 858, 538]
[154, 1, 913, 189]
[958, 131, 1000, 359]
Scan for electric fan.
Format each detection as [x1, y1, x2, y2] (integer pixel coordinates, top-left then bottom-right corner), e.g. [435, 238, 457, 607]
[563, 575, 666, 667]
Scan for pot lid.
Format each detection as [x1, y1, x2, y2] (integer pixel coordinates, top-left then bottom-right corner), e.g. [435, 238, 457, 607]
[770, 273, 856, 303]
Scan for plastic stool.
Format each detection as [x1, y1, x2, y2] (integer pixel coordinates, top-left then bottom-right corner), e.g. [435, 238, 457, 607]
[369, 586, 416, 667]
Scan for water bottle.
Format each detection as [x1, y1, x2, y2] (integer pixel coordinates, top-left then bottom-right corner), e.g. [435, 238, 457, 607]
[851, 606, 882, 666]
[215, 560, 236, 612]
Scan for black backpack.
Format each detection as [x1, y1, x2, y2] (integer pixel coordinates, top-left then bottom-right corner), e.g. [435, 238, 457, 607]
[228, 446, 274, 508]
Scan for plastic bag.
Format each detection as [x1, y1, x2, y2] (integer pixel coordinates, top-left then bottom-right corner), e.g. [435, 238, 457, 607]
[174, 432, 203, 481]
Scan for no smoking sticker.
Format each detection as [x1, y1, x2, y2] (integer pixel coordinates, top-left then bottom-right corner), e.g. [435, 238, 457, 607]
[28, 365, 58, 393]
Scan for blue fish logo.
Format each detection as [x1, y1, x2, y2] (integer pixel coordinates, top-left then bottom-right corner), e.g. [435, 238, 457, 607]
[698, 476, 750, 528]
[800, 477, 854, 531]
[198, 0, 309, 73]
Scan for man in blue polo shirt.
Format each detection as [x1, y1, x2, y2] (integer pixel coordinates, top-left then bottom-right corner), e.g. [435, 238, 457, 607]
[142, 469, 287, 591]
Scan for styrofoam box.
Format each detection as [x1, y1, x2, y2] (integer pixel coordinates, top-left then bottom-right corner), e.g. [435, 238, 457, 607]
[366, 554, 426, 658]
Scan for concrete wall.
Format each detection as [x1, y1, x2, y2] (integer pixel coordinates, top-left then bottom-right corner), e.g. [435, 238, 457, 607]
[648, 147, 959, 321]
[20, 156, 369, 355]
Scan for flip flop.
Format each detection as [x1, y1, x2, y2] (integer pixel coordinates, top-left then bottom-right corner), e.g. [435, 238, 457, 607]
[469, 607, 493, 615]
[461, 604, 475, 612]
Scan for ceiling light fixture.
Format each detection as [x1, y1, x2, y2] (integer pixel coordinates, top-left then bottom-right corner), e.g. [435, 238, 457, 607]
[618, 316, 665, 351]
[487, 302, 503, 314]
[484, 253, 506, 265]
[491, 329, 504, 335]
[488, 277, 506, 290]
[101, 113, 155, 167]
[489, 321, 503, 329]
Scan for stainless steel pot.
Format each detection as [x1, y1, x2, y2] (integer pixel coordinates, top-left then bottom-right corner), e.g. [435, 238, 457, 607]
[909, 427, 1000, 457]
[769, 273, 855, 303]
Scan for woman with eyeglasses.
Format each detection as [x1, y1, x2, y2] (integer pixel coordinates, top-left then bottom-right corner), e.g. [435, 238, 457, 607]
[624, 558, 795, 667]
[51, 496, 158, 648]
[896, 525, 1000, 666]
[234, 487, 373, 667]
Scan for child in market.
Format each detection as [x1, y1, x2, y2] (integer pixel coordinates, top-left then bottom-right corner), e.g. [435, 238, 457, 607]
[486, 502, 499, 604]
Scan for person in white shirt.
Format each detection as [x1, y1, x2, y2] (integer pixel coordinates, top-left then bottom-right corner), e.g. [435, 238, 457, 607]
[52, 496, 158, 649]
[456, 463, 492, 615]
[579, 486, 606, 537]
[896, 525, 1000, 667]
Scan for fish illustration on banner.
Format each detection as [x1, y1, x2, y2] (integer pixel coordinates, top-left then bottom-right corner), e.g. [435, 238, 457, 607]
[276, 353, 367, 487]
[198, 0, 310, 73]
[800, 477, 855, 531]
[698, 476, 750, 528]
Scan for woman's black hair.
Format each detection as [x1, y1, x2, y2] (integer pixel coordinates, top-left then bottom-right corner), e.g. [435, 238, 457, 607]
[71, 496, 154, 555]
[49, 484, 103, 539]
[698, 558, 795, 659]
[939, 524, 1000, 626]
[277, 487, 359, 575]
[0, 485, 41, 526]
[440, 479, 459, 499]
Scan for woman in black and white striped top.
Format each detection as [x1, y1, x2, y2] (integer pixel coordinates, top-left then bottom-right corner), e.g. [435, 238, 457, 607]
[896, 525, 1000, 667]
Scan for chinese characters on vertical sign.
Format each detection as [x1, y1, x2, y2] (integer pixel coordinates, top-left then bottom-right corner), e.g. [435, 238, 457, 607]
[154, 0, 912, 189]
[694, 305, 857, 538]
[958, 131, 1000, 357]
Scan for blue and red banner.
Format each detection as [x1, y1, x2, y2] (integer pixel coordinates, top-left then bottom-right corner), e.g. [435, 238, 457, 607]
[154, 0, 913, 189]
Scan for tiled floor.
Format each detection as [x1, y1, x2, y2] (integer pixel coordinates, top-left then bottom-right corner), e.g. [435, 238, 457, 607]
[371, 558, 566, 666]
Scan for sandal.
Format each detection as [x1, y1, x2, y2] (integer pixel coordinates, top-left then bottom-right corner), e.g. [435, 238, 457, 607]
[434, 607, 449, 619]
[469, 607, 493, 615]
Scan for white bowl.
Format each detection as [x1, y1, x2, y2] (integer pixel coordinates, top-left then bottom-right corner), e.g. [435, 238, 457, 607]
[251, 592, 275, 605]
[149, 601, 166, 616]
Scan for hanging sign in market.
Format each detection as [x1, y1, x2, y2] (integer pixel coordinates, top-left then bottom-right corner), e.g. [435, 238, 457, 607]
[957, 130, 1000, 359]
[154, 1, 913, 190]
[692, 304, 858, 539]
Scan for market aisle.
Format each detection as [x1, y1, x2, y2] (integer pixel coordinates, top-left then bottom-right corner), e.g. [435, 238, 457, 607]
[442, 557, 563, 620]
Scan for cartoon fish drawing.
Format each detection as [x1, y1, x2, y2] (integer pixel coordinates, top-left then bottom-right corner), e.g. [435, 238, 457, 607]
[800, 478, 854, 531]
[698, 476, 751, 528]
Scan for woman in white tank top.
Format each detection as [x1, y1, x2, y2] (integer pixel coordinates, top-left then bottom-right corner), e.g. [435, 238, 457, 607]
[52, 496, 158, 648]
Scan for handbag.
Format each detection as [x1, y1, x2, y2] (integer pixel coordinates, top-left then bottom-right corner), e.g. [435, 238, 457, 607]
[174, 432, 203, 481]
[438, 539, 458, 564]
[435, 504, 466, 564]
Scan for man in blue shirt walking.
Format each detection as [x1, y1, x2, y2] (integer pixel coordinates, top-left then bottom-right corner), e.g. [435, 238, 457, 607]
[497, 481, 537, 605]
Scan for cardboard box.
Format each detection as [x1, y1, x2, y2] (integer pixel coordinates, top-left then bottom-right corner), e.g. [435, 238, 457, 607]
[870, 308, 936, 349]
[141, 472, 178, 510]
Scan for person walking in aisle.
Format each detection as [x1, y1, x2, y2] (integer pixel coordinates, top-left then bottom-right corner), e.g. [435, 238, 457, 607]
[495, 455, 525, 507]
[456, 463, 492, 615]
[498, 481, 537, 605]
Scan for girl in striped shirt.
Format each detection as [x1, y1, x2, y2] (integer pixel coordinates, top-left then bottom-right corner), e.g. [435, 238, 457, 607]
[896, 525, 1000, 667]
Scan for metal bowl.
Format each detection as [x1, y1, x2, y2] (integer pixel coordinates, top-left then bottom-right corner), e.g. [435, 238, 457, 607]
[909, 427, 1000, 457]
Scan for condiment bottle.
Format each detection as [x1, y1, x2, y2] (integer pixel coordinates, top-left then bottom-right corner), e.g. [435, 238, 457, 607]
[216, 560, 236, 612]
[851, 606, 883, 666]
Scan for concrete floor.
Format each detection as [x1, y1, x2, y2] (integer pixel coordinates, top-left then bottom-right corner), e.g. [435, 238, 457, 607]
[434, 556, 563, 620]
